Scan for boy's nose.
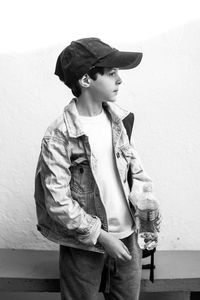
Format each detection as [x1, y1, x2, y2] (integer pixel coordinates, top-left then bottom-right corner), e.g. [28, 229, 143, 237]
[116, 75, 122, 85]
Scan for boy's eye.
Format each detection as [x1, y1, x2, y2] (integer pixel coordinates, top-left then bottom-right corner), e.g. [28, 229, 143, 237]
[109, 71, 116, 76]
[107, 68, 119, 77]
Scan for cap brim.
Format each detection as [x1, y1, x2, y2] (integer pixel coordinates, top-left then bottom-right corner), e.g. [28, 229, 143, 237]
[95, 50, 143, 70]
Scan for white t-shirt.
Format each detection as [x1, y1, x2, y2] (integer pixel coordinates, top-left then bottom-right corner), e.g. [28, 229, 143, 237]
[79, 108, 133, 239]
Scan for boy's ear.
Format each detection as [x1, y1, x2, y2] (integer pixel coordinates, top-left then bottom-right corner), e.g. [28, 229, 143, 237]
[79, 74, 91, 88]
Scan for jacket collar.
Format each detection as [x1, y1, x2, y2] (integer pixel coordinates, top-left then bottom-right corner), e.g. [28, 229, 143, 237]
[64, 98, 129, 138]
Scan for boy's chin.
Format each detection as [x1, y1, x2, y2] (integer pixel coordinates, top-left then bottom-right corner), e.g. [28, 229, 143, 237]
[106, 97, 117, 102]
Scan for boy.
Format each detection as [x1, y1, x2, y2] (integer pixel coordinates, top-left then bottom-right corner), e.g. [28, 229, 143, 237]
[34, 37, 154, 300]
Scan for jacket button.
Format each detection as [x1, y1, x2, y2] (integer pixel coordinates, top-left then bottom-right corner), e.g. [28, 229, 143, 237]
[116, 152, 120, 158]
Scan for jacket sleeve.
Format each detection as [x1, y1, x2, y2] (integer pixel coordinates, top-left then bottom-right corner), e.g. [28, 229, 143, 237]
[128, 130, 153, 206]
[38, 136, 101, 245]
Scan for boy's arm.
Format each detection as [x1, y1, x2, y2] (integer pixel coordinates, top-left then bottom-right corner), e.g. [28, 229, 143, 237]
[128, 131, 162, 232]
[37, 137, 101, 246]
[128, 131, 153, 204]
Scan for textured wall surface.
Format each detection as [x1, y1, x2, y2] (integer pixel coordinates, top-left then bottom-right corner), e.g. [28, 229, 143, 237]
[0, 21, 200, 250]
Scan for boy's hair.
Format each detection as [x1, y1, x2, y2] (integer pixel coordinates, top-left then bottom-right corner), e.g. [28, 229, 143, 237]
[71, 66, 105, 97]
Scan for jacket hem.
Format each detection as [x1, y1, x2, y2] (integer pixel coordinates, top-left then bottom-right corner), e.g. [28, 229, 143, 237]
[37, 225, 105, 254]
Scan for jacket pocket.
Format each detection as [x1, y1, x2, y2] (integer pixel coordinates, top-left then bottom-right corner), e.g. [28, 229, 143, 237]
[70, 161, 94, 194]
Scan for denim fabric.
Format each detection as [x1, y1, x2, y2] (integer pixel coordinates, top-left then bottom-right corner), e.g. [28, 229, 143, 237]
[34, 98, 152, 252]
[59, 232, 142, 300]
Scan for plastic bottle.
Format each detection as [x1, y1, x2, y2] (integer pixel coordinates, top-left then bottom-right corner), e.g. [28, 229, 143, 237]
[136, 184, 159, 250]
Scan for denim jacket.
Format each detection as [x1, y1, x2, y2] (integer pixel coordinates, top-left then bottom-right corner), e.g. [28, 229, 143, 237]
[34, 98, 152, 253]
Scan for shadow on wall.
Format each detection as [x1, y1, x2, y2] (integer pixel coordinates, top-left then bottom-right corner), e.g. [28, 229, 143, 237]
[0, 19, 200, 251]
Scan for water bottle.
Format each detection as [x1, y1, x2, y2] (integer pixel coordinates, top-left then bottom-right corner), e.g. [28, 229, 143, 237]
[137, 184, 159, 250]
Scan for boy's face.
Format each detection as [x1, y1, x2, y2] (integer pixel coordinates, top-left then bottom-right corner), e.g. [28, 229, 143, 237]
[89, 68, 122, 103]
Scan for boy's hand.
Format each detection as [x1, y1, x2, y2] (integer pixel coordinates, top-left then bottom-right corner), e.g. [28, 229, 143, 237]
[97, 230, 132, 261]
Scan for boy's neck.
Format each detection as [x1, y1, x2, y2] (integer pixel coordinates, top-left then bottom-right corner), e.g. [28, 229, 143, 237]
[76, 93, 103, 117]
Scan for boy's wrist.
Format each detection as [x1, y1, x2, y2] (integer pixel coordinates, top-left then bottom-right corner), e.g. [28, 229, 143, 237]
[97, 229, 109, 246]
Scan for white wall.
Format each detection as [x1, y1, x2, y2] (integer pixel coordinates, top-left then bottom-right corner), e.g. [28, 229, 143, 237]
[0, 14, 200, 250]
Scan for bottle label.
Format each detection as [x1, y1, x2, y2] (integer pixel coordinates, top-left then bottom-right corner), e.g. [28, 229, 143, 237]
[138, 208, 158, 221]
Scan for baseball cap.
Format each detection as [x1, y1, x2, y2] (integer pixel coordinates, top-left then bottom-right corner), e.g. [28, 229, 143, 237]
[55, 37, 143, 88]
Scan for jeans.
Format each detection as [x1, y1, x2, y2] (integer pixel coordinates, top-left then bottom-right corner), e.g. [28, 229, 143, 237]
[59, 232, 142, 300]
